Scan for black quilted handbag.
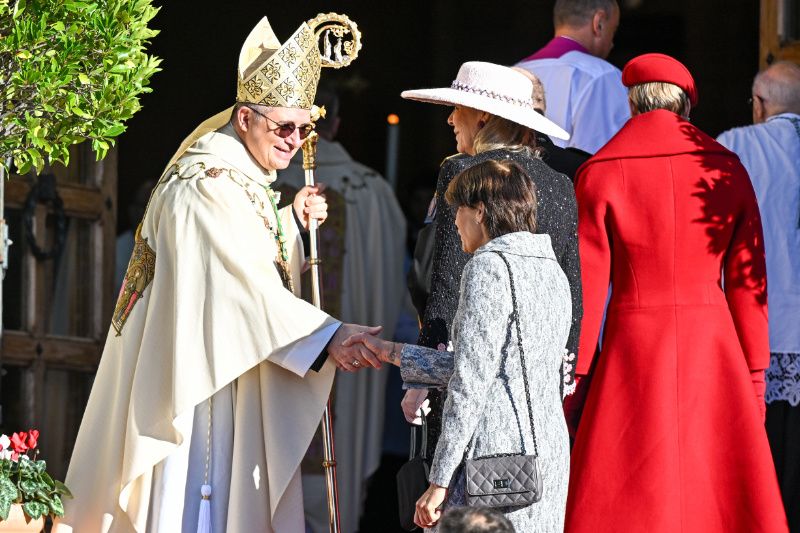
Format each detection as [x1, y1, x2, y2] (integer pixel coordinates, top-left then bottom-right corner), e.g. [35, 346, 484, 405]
[396, 411, 430, 531]
[464, 251, 543, 508]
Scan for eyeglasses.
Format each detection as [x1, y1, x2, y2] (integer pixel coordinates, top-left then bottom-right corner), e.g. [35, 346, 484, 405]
[748, 94, 765, 106]
[247, 106, 314, 140]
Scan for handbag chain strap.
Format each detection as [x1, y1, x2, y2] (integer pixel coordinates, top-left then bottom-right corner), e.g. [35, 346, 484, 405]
[409, 410, 429, 461]
[464, 251, 539, 459]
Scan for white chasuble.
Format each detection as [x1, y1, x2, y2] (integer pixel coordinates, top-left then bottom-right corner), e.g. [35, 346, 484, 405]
[55, 125, 340, 533]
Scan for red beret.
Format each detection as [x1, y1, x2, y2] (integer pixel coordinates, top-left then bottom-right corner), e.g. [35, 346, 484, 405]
[622, 53, 698, 107]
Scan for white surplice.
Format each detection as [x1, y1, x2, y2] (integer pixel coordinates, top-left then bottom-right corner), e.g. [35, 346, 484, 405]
[718, 113, 800, 354]
[517, 51, 630, 154]
[718, 113, 800, 407]
[56, 124, 341, 533]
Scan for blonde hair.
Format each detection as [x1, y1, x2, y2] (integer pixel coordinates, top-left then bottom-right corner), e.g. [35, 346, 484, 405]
[472, 115, 538, 156]
[628, 82, 690, 117]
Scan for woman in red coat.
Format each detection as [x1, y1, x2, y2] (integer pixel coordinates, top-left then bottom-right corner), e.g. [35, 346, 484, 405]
[566, 54, 787, 532]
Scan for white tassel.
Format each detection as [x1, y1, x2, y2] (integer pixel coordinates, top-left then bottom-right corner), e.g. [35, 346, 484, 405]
[196, 484, 212, 533]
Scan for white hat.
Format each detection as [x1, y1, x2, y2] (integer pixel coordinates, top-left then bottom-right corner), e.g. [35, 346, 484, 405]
[401, 61, 570, 140]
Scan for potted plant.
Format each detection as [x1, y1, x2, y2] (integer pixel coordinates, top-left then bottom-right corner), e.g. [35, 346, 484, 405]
[0, 430, 70, 532]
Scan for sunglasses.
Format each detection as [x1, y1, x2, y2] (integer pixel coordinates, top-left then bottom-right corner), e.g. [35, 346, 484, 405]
[247, 106, 314, 140]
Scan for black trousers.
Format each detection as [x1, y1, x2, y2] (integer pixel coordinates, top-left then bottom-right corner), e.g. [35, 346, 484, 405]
[766, 400, 800, 532]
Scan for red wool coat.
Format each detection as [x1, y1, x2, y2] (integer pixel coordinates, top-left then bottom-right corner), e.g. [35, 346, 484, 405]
[566, 110, 787, 532]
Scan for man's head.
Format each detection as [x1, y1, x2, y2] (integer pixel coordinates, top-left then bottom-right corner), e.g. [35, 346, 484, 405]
[231, 103, 312, 171]
[751, 61, 800, 124]
[553, 0, 619, 59]
[438, 506, 515, 533]
[230, 15, 327, 171]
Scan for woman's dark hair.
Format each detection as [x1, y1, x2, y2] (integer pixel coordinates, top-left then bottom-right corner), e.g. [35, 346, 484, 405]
[444, 159, 538, 239]
[438, 506, 516, 533]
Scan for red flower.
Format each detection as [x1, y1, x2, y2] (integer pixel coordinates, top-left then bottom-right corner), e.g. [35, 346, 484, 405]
[10, 432, 28, 454]
[25, 430, 39, 450]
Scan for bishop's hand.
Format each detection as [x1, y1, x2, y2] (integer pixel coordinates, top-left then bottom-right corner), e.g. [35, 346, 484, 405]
[293, 184, 328, 230]
[327, 323, 383, 372]
[342, 333, 400, 366]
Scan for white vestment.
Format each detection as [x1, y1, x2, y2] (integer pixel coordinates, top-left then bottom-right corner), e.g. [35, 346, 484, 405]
[517, 50, 630, 153]
[278, 139, 407, 532]
[718, 114, 800, 405]
[56, 124, 341, 533]
[717, 113, 800, 354]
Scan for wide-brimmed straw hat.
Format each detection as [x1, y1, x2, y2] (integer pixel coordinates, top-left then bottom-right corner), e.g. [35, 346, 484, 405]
[401, 61, 570, 140]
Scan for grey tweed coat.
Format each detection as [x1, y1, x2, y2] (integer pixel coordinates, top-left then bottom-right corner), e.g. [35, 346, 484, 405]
[401, 232, 572, 533]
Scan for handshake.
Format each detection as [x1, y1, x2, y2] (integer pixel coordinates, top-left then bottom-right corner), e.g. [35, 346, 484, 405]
[326, 324, 432, 425]
[326, 323, 402, 372]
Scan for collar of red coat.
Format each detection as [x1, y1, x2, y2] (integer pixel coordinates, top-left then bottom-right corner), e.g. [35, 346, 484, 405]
[583, 109, 735, 166]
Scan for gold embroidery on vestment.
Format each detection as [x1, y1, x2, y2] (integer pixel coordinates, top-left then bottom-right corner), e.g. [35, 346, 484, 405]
[219, 168, 295, 292]
[112, 223, 156, 336]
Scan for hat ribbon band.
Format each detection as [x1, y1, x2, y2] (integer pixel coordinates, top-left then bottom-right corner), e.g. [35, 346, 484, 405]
[450, 81, 535, 109]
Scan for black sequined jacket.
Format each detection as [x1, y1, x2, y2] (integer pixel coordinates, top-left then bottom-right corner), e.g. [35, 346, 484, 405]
[412, 148, 583, 375]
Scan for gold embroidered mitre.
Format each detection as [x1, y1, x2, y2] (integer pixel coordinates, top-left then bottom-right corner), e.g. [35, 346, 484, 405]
[237, 13, 362, 110]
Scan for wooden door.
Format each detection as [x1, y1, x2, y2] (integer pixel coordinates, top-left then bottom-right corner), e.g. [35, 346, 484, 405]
[761, 0, 800, 67]
[1, 145, 117, 481]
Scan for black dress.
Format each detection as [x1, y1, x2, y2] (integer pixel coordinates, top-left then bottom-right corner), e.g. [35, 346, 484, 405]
[409, 148, 583, 447]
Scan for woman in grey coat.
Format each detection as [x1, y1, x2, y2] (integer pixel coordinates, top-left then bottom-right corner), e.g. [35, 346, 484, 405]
[346, 160, 572, 532]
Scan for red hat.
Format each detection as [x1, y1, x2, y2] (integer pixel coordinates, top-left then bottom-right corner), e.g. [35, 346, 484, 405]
[622, 53, 698, 107]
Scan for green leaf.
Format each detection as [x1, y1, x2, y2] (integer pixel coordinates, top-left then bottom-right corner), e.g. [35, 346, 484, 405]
[109, 63, 131, 74]
[0, 477, 18, 503]
[16, 159, 32, 176]
[54, 480, 72, 498]
[78, 73, 90, 85]
[72, 107, 91, 118]
[104, 123, 125, 137]
[49, 495, 64, 517]
[0, 497, 10, 522]
[40, 472, 54, 488]
[22, 500, 47, 519]
[19, 479, 41, 495]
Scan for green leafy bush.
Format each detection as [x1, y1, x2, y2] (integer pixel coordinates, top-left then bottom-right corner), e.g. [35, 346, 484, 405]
[0, 430, 71, 521]
[0, 0, 161, 174]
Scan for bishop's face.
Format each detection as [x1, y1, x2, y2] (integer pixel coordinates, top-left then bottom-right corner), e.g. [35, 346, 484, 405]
[238, 106, 312, 171]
